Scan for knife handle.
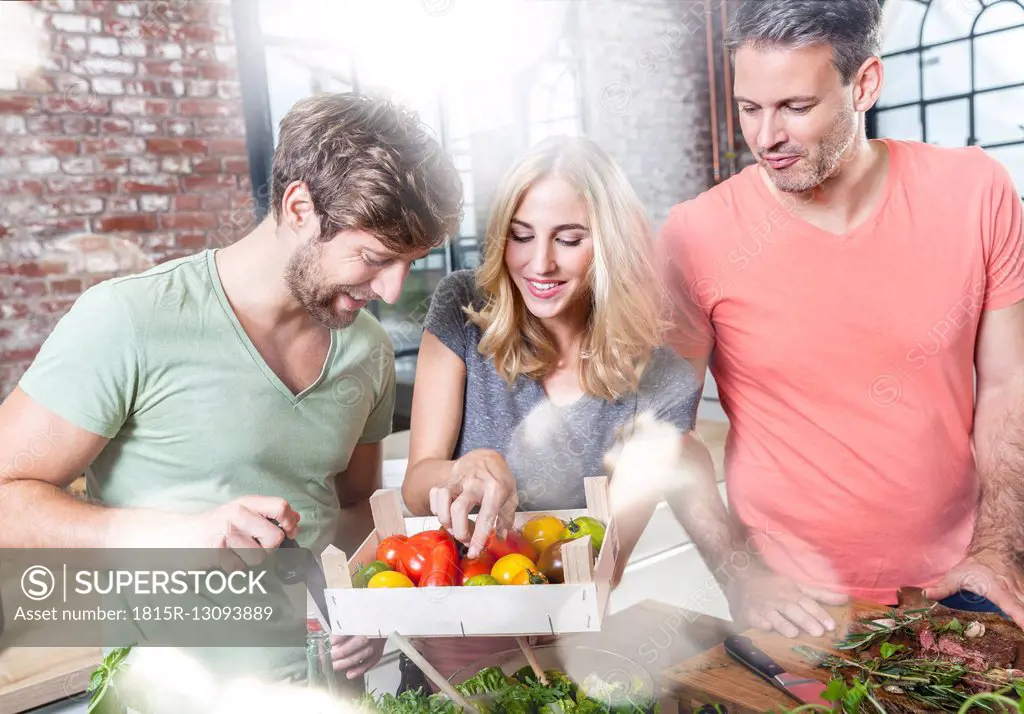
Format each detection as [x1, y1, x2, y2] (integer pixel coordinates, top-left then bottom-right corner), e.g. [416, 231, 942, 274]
[275, 537, 305, 584]
[724, 635, 785, 681]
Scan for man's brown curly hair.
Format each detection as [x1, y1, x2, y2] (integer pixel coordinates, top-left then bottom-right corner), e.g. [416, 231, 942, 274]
[271, 92, 464, 252]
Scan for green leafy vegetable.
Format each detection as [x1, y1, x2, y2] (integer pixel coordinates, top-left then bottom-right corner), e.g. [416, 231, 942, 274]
[85, 645, 135, 714]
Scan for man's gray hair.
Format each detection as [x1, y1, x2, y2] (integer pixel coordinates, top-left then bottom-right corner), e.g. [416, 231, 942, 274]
[726, 0, 883, 84]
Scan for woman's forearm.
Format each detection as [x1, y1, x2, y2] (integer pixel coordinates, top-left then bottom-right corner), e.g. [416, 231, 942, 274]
[401, 458, 456, 516]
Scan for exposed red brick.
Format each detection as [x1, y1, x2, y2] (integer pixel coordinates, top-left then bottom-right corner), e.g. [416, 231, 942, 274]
[202, 193, 230, 210]
[146, 137, 208, 154]
[7, 138, 79, 156]
[81, 137, 145, 154]
[173, 195, 203, 211]
[62, 116, 100, 134]
[20, 219, 89, 238]
[178, 99, 237, 118]
[120, 177, 180, 194]
[39, 300, 76, 315]
[104, 18, 170, 39]
[2, 0, 249, 396]
[41, 95, 110, 115]
[0, 96, 40, 113]
[98, 157, 130, 173]
[159, 213, 218, 230]
[47, 176, 116, 194]
[1, 260, 68, 278]
[223, 158, 248, 175]
[100, 117, 134, 134]
[0, 179, 46, 195]
[230, 192, 254, 209]
[196, 117, 244, 135]
[1, 348, 41, 364]
[138, 60, 201, 78]
[11, 280, 48, 298]
[181, 174, 235, 191]
[208, 138, 246, 156]
[49, 278, 84, 295]
[176, 232, 209, 249]
[172, 25, 224, 43]
[25, 116, 64, 133]
[197, 63, 237, 81]
[183, 44, 215, 62]
[192, 157, 220, 173]
[95, 215, 158, 232]
[110, 98, 173, 115]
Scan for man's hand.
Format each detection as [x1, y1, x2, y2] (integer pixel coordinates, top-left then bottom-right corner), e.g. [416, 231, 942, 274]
[120, 496, 300, 559]
[925, 549, 1024, 627]
[725, 566, 849, 638]
[429, 449, 518, 558]
[330, 635, 385, 679]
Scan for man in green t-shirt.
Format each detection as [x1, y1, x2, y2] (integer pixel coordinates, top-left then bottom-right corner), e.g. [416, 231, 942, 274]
[0, 93, 463, 692]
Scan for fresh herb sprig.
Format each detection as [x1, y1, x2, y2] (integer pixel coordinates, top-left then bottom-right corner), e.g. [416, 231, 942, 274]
[85, 644, 135, 714]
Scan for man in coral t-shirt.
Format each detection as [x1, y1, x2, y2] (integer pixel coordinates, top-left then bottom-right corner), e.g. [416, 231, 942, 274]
[660, 0, 1024, 638]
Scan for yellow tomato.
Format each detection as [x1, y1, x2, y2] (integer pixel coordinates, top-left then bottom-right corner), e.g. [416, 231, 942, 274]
[367, 571, 415, 588]
[491, 554, 536, 585]
[511, 568, 549, 586]
[520, 516, 566, 554]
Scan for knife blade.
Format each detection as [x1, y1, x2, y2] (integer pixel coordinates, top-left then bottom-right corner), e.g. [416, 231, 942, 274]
[279, 537, 332, 632]
[724, 635, 834, 708]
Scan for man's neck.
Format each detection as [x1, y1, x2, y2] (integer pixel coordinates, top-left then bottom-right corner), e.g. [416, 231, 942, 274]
[762, 137, 891, 233]
[214, 218, 317, 335]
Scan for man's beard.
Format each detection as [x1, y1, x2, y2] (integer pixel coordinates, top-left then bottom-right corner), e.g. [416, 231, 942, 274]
[284, 241, 375, 330]
[761, 104, 857, 194]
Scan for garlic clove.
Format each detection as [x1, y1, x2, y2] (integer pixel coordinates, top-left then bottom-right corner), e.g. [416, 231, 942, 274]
[870, 618, 897, 629]
[883, 685, 905, 695]
[964, 621, 985, 638]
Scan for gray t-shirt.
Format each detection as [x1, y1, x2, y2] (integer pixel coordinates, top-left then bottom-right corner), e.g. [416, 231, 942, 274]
[423, 270, 702, 510]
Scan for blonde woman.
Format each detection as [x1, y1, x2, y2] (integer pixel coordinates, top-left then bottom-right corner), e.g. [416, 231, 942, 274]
[399, 136, 734, 685]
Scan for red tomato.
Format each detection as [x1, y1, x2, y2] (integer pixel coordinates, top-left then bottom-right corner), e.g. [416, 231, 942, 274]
[459, 552, 496, 585]
[420, 540, 460, 587]
[484, 530, 537, 562]
[376, 535, 408, 571]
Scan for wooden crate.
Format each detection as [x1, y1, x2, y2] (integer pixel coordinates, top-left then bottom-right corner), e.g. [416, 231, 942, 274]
[320, 476, 618, 637]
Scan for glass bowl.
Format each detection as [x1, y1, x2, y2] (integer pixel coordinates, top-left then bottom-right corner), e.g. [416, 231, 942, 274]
[447, 644, 658, 713]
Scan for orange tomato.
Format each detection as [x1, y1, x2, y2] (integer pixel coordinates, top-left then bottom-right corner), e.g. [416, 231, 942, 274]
[490, 554, 536, 585]
[511, 568, 549, 586]
[520, 515, 565, 554]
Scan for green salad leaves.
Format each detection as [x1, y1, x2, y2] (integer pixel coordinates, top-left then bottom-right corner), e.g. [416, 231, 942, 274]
[358, 665, 659, 714]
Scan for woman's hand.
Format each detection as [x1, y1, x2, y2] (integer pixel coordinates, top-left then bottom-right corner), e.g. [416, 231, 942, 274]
[429, 449, 518, 558]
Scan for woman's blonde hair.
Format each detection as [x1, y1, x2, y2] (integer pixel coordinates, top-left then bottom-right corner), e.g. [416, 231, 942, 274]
[465, 135, 667, 402]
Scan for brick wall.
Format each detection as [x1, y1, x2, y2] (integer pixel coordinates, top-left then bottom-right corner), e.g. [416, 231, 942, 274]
[580, 0, 753, 230]
[0, 0, 253, 396]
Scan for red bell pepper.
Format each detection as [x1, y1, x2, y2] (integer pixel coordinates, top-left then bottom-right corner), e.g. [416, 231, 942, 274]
[420, 540, 461, 587]
[376, 534, 408, 572]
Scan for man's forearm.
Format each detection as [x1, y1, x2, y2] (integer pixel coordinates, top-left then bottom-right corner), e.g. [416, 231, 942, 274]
[665, 477, 751, 586]
[0, 480, 162, 548]
[971, 382, 1024, 556]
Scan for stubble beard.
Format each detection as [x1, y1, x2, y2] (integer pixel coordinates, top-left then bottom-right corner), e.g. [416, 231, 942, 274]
[766, 103, 858, 195]
[284, 241, 361, 331]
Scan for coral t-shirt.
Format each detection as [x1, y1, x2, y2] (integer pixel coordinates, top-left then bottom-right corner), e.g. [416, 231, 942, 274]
[659, 139, 1024, 605]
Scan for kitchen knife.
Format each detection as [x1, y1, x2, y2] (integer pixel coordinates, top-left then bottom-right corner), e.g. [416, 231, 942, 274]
[724, 635, 835, 708]
[279, 537, 332, 632]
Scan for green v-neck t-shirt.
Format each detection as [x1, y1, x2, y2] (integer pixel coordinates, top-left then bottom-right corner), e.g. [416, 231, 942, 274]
[18, 249, 396, 683]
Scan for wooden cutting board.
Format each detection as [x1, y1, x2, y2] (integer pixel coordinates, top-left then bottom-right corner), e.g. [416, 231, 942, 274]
[661, 598, 886, 714]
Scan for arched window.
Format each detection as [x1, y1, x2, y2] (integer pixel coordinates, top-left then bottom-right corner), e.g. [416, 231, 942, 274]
[871, 0, 1024, 193]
